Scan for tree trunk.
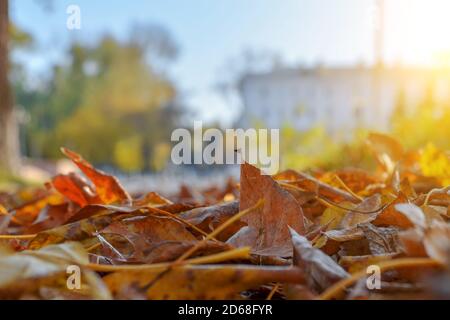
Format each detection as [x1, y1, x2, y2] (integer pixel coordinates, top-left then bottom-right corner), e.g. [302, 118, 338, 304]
[0, 0, 19, 173]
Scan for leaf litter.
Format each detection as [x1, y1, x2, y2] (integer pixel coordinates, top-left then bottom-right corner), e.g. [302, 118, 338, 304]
[0, 133, 449, 300]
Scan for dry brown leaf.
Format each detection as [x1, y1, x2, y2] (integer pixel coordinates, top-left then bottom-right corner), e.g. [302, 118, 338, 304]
[9, 192, 65, 225]
[373, 193, 413, 228]
[395, 203, 427, 229]
[275, 169, 360, 203]
[179, 200, 243, 241]
[52, 173, 98, 207]
[61, 148, 131, 206]
[227, 163, 305, 257]
[290, 227, 349, 293]
[423, 221, 450, 264]
[1, 138, 448, 301]
[0, 242, 110, 299]
[359, 223, 400, 255]
[340, 194, 382, 228]
[133, 192, 172, 207]
[104, 264, 304, 300]
[28, 207, 144, 249]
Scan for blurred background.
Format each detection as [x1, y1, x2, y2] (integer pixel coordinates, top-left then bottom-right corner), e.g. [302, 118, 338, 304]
[0, 0, 449, 192]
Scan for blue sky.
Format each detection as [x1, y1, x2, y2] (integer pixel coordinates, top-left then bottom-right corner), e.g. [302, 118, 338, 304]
[11, 0, 450, 125]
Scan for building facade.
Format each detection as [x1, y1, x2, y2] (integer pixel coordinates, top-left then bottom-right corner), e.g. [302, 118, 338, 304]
[238, 66, 450, 136]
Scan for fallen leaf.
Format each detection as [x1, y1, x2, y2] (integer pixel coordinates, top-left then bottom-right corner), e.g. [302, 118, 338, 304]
[398, 229, 428, 257]
[367, 132, 404, 173]
[227, 163, 305, 257]
[133, 192, 172, 207]
[359, 223, 400, 255]
[340, 194, 382, 228]
[423, 221, 450, 264]
[9, 192, 65, 225]
[275, 169, 360, 203]
[52, 173, 98, 207]
[99, 215, 197, 262]
[0, 242, 110, 299]
[373, 193, 413, 228]
[290, 227, 349, 293]
[179, 200, 243, 241]
[28, 207, 144, 249]
[61, 148, 131, 206]
[25, 203, 73, 234]
[104, 264, 304, 300]
[395, 203, 427, 229]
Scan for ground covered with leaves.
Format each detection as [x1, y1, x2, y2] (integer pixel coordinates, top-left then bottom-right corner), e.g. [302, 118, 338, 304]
[0, 133, 449, 300]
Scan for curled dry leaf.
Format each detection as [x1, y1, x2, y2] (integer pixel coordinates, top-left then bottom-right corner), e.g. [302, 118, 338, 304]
[52, 173, 98, 207]
[397, 205, 450, 262]
[373, 193, 413, 228]
[9, 192, 65, 226]
[290, 227, 349, 293]
[227, 163, 305, 257]
[395, 203, 427, 229]
[61, 148, 131, 206]
[24, 203, 73, 234]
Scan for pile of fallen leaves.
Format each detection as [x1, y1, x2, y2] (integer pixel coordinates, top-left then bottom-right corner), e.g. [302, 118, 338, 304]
[0, 133, 449, 300]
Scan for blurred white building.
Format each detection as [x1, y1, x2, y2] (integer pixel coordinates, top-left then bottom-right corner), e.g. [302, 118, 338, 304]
[237, 66, 450, 136]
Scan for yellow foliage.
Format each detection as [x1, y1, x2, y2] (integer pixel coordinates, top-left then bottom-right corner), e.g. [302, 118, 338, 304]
[280, 125, 374, 171]
[114, 136, 144, 172]
[50, 107, 127, 162]
[150, 143, 171, 172]
[419, 143, 450, 186]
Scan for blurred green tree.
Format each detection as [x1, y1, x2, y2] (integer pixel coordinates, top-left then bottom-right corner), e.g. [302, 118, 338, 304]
[17, 26, 181, 172]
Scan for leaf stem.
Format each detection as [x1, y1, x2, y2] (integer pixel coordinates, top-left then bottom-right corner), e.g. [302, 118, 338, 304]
[0, 234, 36, 240]
[279, 181, 386, 214]
[175, 198, 264, 264]
[266, 283, 280, 300]
[85, 246, 251, 272]
[332, 175, 364, 202]
[148, 206, 212, 239]
[140, 199, 264, 291]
